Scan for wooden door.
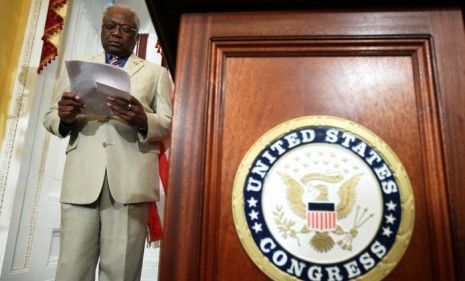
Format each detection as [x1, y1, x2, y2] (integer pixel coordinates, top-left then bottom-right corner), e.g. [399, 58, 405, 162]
[160, 9, 465, 280]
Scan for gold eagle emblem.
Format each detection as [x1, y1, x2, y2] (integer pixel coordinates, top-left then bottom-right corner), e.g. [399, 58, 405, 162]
[277, 172, 362, 252]
[278, 172, 360, 219]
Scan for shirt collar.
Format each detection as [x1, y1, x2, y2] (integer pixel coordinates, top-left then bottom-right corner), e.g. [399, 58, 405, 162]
[105, 53, 130, 67]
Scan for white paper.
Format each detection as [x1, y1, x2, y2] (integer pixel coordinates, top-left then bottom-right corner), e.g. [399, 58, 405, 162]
[65, 60, 131, 115]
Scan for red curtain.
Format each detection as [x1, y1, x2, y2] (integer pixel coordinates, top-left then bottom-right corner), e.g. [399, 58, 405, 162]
[38, 0, 67, 73]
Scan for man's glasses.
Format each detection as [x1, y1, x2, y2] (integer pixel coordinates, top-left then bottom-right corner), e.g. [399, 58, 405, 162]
[102, 23, 137, 36]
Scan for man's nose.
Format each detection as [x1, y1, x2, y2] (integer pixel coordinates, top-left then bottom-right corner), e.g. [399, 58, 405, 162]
[110, 26, 123, 36]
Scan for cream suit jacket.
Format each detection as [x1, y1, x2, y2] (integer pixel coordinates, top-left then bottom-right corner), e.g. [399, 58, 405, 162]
[43, 53, 172, 204]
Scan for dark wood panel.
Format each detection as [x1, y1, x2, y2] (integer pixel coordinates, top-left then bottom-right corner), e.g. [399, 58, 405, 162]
[208, 39, 451, 281]
[160, 10, 465, 281]
[429, 11, 465, 279]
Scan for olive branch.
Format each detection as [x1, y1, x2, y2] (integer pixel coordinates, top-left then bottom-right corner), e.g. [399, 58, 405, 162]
[273, 205, 301, 245]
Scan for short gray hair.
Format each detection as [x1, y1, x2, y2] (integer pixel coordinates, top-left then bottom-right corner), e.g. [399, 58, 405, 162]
[103, 4, 140, 31]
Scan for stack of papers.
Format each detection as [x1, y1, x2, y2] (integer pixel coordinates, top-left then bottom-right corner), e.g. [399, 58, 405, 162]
[65, 60, 131, 115]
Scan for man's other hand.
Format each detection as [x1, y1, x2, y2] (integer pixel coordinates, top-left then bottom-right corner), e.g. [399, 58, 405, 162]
[58, 91, 85, 124]
[107, 96, 148, 130]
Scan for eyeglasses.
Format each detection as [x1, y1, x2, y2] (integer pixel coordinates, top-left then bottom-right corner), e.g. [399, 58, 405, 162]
[102, 23, 137, 35]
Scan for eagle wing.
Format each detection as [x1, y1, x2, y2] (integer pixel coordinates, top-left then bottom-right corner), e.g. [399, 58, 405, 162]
[278, 172, 306, 218]
[336, 174, 361, 219]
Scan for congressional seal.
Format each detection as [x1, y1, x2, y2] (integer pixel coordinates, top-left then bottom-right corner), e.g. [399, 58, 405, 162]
[232, 115, 414, 281]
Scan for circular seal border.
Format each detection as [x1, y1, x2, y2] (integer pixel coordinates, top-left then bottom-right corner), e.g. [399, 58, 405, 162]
[232, 115, 415, 281]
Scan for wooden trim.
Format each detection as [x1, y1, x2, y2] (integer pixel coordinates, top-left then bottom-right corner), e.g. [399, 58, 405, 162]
[410, 39, 455, 280]
[136, 33, 149, 59]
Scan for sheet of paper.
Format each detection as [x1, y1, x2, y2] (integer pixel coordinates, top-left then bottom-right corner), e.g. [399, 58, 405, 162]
[65, 60, 131, 115]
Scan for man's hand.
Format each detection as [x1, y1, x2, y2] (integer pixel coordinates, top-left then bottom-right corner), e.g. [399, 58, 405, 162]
[58, 91, 85, 124]
[107, 96, 148, 130]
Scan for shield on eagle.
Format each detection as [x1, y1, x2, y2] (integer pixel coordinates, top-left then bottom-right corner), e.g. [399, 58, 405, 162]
[307, 202, 336, 231]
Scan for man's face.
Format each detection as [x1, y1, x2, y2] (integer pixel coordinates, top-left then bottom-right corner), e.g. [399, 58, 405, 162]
[101, 7, 138, 57]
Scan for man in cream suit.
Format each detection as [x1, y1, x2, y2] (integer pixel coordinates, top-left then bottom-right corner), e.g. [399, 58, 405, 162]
[43, 4, 172, 281]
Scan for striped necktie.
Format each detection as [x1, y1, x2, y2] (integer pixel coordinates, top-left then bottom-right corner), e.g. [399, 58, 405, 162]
[109, 55, 120, 67]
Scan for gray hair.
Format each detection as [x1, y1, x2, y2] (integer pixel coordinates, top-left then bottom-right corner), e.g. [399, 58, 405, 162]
[103, 4, 140, 31]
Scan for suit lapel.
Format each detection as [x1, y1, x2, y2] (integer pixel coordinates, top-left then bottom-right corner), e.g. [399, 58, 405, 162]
[125, 54, 144, 77]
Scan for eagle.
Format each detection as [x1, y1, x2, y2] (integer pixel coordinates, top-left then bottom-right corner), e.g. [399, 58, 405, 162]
[278, 172, 361, 220]
[278, 171, 362, 252]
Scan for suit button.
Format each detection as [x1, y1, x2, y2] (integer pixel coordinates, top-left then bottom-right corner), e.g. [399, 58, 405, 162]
[103, 142, 107, 148]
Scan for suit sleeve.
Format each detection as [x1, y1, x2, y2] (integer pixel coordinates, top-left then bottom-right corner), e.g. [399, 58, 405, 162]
[139, 67, 173, 143]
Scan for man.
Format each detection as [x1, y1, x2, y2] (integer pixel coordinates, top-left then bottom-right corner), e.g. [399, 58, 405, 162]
[43, 4, 172, 281]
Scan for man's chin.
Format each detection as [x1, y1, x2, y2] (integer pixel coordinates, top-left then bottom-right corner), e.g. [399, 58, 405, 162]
[105, 47, 127, 57]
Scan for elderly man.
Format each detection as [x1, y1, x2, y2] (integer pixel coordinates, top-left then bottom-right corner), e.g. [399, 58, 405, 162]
[43, 4, 172, 281]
